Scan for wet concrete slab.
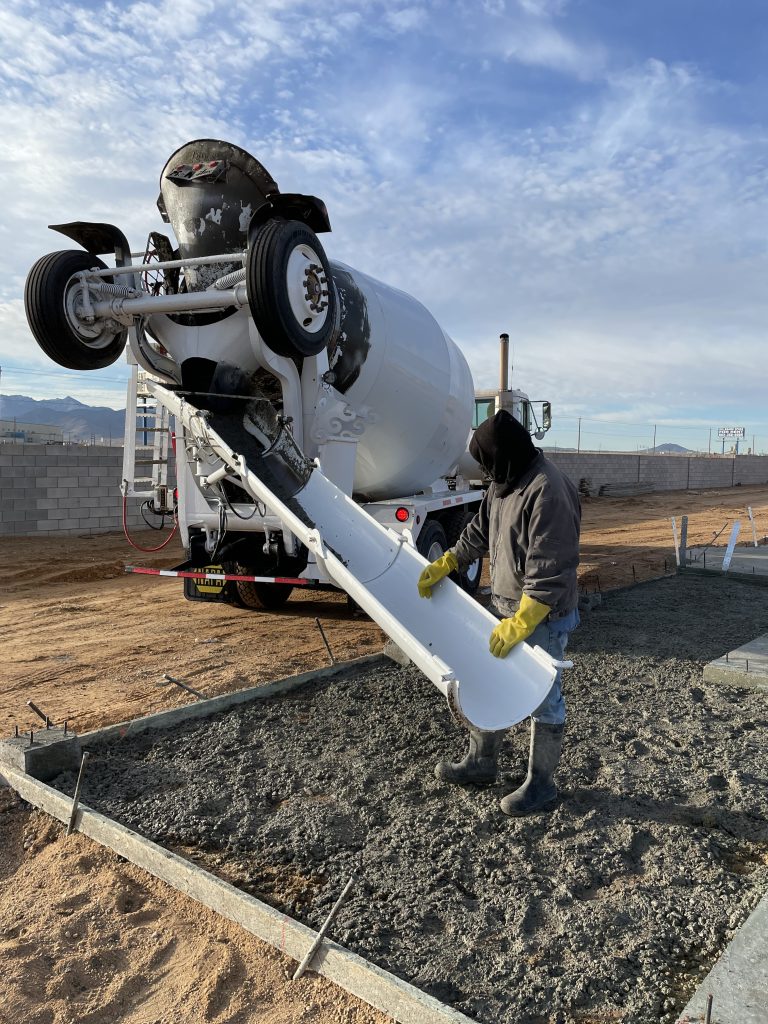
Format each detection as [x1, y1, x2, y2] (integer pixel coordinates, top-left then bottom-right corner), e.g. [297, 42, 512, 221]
[703, 634, 768, 692]
[688, 545, 768, 576]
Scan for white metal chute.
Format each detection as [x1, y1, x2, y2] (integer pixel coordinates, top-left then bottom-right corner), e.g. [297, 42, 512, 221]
[152, 382, 558, 731]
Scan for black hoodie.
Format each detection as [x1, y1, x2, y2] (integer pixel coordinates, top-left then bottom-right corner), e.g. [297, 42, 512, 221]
[469, 410, 538, 498]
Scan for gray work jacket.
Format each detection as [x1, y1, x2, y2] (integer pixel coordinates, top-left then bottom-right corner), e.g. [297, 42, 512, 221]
[450, 453, 581, 619]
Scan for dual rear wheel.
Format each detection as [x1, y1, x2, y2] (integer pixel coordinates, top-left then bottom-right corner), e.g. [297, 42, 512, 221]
[416, 512, 483, 597]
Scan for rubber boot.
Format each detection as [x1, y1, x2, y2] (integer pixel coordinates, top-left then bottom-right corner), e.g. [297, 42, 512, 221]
[500, 721, 564, 816]
[435, 729, 503, 785]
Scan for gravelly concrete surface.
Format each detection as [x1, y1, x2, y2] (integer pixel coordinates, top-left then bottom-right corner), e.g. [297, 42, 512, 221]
[56, 575, 768, 1024]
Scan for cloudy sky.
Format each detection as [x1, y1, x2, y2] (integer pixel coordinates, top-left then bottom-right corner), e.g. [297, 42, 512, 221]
[1, 0, 767, 451]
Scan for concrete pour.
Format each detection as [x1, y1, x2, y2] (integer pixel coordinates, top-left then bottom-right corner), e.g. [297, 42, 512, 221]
[52, 575, 768, 1024]
[703, 633, 768, 692]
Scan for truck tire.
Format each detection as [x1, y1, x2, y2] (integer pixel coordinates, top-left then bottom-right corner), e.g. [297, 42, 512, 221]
[416, 520, 448, 563]
[445, 507, 483, 597]
[24, 250, 127, 370]
[232, 575, 294, 611]
[247, 218, 338, 359]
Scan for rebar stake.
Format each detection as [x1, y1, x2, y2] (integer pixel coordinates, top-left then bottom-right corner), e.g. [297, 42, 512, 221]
[27, 701, 51, 728]
[67, 751, 90, 836]
[162, 673, 207, 700]
[292, 873, 356, 981]
[705, 993, 713, 1024]
[314, 618, 335, 666]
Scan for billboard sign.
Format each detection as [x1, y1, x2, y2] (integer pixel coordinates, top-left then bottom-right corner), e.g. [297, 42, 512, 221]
[717, 427, 746, 439]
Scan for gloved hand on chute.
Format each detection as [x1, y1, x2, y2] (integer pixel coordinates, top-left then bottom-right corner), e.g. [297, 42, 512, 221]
[417, 551, 458, 598]
[489, 593, 550, 658]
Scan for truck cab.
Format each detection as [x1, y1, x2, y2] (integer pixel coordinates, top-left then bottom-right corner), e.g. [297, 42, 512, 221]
[473, 389, 552, 439]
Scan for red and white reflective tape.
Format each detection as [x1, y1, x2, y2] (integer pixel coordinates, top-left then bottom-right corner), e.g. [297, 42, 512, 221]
[125, 566, 311, 585]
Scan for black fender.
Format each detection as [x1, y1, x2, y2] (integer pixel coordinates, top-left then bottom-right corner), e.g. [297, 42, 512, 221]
[49, 221, 133, 266]
[248, 194, 332, 239]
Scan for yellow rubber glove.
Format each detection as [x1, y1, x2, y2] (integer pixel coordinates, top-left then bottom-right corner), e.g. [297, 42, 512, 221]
[489, 593, 551, 658]
[417, 550, 458, 598]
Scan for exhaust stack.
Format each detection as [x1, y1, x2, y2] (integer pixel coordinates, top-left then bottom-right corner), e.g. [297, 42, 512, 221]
[499, 333, 510, 392]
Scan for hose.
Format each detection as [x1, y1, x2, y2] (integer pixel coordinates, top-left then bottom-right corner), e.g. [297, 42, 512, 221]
[122, 494, 179, 552]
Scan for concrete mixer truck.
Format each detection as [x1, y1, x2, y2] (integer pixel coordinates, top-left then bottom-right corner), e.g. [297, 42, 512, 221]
[24, 138, 564, 732]
[24, 139, 551, 614]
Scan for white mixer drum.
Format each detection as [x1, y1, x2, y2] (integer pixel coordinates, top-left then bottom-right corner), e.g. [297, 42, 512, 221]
[328, 261, 474, 500]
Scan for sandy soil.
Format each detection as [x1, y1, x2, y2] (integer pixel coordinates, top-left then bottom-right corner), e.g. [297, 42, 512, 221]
[1, 483, 767, 1023]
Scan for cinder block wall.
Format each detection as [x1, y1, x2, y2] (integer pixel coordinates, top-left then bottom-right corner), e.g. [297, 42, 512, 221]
[2, 444, 768, 537]
[547, 451, 768, 494]
[0, 444, 151, 537]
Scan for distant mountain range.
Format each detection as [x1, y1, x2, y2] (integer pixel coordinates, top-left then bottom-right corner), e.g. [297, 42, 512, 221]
[0, 394, 125, 442]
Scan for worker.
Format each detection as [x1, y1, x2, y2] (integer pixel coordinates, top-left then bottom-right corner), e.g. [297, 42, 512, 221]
[417, 410, 581, 816]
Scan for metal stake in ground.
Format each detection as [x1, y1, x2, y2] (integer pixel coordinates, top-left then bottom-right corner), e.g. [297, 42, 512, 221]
[314, 618, 335, 666]
[161, 673, 207, 700]
[704, 992, 713, 1024]
[292, 873, 356, 981]
[27, 700, 51, 728]
[67, 751, 90, 836]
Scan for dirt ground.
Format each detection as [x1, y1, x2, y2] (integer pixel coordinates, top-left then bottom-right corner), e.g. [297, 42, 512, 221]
[1, 484, 767, 1023]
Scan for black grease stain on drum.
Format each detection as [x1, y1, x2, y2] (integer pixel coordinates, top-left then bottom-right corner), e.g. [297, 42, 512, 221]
[327, 264, 371, 394]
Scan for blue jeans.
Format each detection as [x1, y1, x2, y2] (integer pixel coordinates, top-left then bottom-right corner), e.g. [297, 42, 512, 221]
[527, 609, 578, 725]
[490, 604, 578, 727]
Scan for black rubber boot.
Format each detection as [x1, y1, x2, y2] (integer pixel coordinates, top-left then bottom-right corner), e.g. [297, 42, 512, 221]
[435, 729, 503, 785]
[500, 721, 564, 816]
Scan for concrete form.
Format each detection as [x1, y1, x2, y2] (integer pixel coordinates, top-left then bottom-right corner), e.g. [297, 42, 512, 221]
[677, 890, 768, 1023]
[0, 725, 81, 781]
[703, 634, 768, 692]
[2, 654, 766, 1024]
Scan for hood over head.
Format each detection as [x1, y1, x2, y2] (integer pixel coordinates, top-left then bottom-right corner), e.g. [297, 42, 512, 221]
[469, 409, 538, 498]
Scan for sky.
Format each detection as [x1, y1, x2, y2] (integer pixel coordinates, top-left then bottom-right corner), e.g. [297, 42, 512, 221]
[1, 0, 767, 451]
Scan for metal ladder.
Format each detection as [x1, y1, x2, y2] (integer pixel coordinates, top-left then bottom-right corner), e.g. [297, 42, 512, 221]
[121, 363, 174, 511]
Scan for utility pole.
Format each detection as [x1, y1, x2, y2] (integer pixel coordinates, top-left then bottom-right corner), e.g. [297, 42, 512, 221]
[708, 427, 711, 455]
[652, 424, 656, 453]
[577, 417, 581, 453]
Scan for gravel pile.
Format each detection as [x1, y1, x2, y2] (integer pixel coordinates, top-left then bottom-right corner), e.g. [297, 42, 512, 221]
[58, 576, 768, 1024]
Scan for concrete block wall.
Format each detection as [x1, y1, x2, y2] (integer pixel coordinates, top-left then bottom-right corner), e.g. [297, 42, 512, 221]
[0, 444, 152, 537]
[2, 444, 768, 537]
[733, 456, 768, 486]
[547, 451, 768, 494]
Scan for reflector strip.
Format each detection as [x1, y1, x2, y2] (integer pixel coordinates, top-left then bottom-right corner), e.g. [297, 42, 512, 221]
[125, 566, 311, 585]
